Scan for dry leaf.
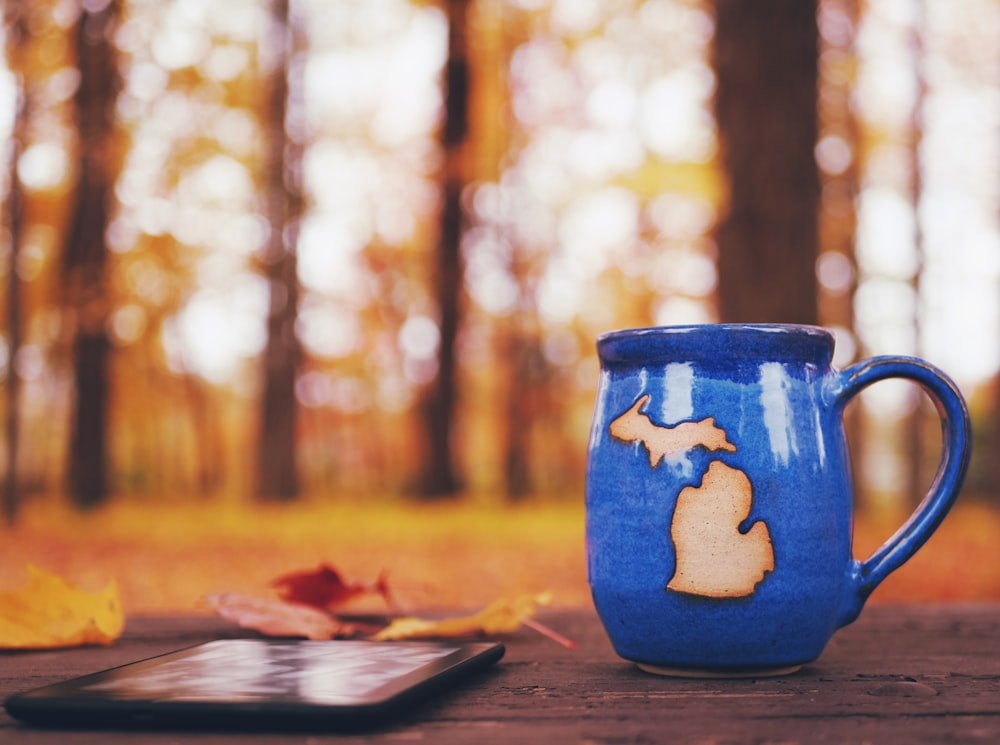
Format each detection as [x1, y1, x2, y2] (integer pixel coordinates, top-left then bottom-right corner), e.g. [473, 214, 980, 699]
[271, 564, 394, 609]
[0, 564, 124, 649]
[205, 592, 376, 640]
[373, 591, 554, 641]
[210, 564, 574, 649]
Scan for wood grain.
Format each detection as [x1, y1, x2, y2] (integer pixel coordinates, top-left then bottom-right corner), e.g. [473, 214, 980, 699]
[2, 605, 998, 743]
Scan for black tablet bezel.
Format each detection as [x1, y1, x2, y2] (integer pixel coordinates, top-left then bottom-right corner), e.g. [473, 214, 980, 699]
[4, 638, 505, 731]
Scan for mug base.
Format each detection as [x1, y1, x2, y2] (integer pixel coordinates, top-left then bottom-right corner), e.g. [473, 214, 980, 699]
[636, 662, 803, 679]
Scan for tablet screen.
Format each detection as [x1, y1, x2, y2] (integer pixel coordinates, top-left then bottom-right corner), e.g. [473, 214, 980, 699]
[5, 638, 505, 729]
[74, 639, 471, 705]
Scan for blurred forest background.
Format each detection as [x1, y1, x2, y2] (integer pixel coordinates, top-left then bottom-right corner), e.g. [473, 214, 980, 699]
[0, 0, 998, 610]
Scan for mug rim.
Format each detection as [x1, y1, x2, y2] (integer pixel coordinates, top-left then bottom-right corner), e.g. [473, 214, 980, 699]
[598, 323, 831, 340]
[597, 324, 835, 366]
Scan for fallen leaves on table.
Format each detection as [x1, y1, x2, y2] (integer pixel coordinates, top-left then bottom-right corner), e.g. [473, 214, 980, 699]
[272, 563, 395, 610]
[207, 563, 575, 649]
[373, 591, 576, 649]
[205, 592, 380, 640]
[0, 564, 125, 649]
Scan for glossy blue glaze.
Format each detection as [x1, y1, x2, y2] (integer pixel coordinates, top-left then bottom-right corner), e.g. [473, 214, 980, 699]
[586, 324, 970, 673]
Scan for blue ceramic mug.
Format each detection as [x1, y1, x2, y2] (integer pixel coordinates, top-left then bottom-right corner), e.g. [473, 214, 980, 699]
[586, 324, 970, 677]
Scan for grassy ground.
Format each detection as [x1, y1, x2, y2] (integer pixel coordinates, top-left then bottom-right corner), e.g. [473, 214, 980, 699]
[2, 495, 999, 617]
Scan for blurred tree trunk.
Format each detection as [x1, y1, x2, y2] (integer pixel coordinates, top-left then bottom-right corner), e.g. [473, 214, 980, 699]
[185, 373, 224, 496]
[2, 4, 27, 525]
[501, 324, 534, 500]
[257, 0, 303, 501]
[713, 0, 821, 324]
[4, 131, 24, 526]
[418, 0, 470, 497]
[994, 128, 1000, 496]
[816, 0, 860, 334]
[816, 0, 867, 503]
[904, 0, 927, 507]
[62, 0, 121, 509]
[4, 113, 25, 526]
[473, 2, 542, 501]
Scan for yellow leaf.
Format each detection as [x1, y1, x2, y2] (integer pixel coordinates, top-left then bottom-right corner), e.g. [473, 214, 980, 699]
[373, 591, 552, 641]
[0, 565, 124, 649]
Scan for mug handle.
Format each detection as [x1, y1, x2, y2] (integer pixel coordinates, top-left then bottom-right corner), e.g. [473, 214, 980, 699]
[830, 356, 971, 627]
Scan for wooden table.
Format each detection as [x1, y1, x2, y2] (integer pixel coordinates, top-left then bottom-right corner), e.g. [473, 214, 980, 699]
[2, 604, 999, 743]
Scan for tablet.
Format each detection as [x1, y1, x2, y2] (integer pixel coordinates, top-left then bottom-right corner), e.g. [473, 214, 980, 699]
[5, 638, 505, 731]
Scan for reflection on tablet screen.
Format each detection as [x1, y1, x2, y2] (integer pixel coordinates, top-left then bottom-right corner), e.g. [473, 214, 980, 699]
[80, 640, 463, 705]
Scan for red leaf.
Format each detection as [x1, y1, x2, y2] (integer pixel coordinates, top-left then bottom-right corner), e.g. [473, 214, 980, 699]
[271, 564, 393, 609]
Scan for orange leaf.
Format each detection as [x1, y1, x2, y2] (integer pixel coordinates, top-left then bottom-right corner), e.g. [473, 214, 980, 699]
[373, 591, 555, 642]
[271, 564, 394, 609]
[0, 564, 124, 649]
[205, 592, 372, 640]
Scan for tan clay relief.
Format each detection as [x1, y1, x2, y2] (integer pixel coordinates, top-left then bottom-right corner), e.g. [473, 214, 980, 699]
[609, 395, 775, 598]
[609, 395, 736, 465]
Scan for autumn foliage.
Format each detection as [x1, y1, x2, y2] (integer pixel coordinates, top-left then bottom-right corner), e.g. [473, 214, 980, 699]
[0, 564, 124, 649]
[3, 0, 997, 516]
[271, 564, 394, 610]
[1, 1, 999, 641]
[208, 563, 571, 648]
[2, 497, 998, 652]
